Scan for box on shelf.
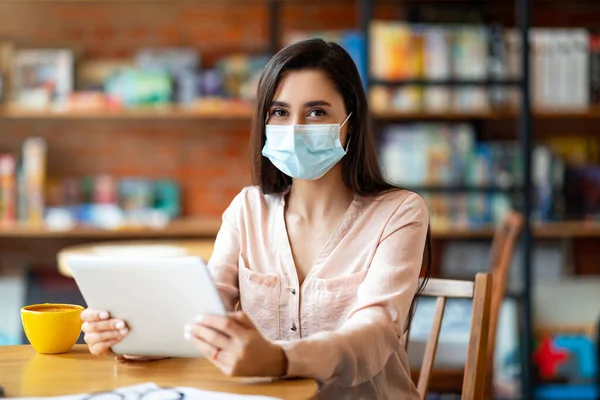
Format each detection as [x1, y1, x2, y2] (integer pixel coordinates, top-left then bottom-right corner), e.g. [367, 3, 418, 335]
[10, 48, 74, 110]
[0, 273, 26, 346]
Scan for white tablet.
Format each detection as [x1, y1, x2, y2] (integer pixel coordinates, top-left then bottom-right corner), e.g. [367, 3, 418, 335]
[67, 255, 227, 358]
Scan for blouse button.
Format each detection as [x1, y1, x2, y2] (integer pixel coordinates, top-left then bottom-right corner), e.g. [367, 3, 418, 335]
[291, 288, 296, 295]
[290, 322, 297, 331]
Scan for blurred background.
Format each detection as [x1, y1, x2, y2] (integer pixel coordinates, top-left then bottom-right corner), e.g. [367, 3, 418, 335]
[1, 0, 599, 399]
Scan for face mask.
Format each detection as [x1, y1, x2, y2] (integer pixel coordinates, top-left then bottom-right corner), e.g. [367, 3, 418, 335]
[261, 113, 352, 180]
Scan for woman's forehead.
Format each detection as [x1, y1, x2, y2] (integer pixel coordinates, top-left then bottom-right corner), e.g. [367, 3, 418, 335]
[273, 70, 343, 105]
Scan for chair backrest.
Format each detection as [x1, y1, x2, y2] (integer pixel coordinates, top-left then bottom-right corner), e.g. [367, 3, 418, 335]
[415, 273, 493, 400]
[485, 212, 523, 398]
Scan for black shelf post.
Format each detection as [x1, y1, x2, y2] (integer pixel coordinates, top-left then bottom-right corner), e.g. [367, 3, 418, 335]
[268, 0, 280, 57]
[517, 0, 534, 398]
[358, 0, 371, 94]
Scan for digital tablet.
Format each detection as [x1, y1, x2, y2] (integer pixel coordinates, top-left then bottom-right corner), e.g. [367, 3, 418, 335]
[67, 255, 227, 358]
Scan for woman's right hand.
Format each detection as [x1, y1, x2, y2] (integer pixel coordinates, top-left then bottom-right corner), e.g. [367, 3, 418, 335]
[81, 308, 129, 356]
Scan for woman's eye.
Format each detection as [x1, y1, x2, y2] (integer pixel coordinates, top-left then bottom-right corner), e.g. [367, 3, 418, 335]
[309, 109, 326, 117]
[272, 109, 287, 117]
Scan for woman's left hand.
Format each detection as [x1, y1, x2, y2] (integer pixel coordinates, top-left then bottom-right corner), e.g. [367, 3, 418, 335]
[185, 312, 287, 378]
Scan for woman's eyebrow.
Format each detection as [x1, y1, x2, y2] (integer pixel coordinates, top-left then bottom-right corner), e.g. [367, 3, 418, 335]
[270, 100, 333, 108]
[270, 100, 289, 108]
[304, 100, 332, 108]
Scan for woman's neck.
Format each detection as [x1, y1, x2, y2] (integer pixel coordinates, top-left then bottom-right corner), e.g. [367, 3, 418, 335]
[286, 166, 354, 221]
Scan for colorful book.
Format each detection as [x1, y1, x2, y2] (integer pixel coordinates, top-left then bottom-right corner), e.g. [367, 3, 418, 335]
[0, 154, 16, 224]
[21, 137, 47, 224]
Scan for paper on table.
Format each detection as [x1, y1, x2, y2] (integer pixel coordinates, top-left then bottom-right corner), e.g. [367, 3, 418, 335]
[11, 383, 282, 400]
[11, 383, 158, 400]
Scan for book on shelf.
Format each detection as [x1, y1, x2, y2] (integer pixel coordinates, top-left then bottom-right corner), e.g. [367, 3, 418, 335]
[505, 28, 590, 110]
[369, 21, 597, 114]
[379, 123, 566, 227]
[0, 154, 16, 225]
[0, 136, 183, 231]
[20, 137, 47, 225]
[590, 33, 600, 105]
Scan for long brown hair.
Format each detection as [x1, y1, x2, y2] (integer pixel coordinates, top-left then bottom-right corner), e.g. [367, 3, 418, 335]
[250, 38, 431, 331]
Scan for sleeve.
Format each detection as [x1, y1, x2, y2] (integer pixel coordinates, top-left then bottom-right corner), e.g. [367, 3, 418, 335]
[274, 193, 429, 387]
[206, 190, 245, 312]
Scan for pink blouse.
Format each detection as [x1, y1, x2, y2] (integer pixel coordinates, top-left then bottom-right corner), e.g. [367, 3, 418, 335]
[207, 185, 429, 399]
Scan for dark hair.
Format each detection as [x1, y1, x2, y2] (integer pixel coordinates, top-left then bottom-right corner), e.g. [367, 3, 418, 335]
[250, 38, 431, 331]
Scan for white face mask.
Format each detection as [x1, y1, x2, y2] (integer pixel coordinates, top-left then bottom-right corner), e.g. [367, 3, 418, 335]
[261, 113, 352, 180]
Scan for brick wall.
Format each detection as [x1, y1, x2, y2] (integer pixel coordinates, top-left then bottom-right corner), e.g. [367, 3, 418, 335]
[0, 2, 363, 218]
[0, 0, 597, 218]
[0, 118, 252, 217]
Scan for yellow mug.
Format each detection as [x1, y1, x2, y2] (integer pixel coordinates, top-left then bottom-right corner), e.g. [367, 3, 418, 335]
[21, 303, 84, 354]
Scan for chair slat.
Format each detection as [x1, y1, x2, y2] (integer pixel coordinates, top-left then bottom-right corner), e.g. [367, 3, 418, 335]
[416, 296, 447, 400]
[461, 273, 493, 400]
[420, 278, 474, 298]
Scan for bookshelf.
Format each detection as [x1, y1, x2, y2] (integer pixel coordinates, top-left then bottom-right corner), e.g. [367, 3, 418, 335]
[352, 0, 536, 397]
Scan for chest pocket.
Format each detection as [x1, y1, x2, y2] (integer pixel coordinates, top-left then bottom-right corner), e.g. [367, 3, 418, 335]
[301, 269, 368, 334]
[238, 255, 281, 340]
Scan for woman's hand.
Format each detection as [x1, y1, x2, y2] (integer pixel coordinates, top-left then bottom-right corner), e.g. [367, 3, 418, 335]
[81, 308, 166, 362]
[185, 312, 287, 378]
[81, 309, 129, 356]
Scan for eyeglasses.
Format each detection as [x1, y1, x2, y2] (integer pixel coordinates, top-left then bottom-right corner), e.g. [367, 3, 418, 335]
[82, 387, 185, 400]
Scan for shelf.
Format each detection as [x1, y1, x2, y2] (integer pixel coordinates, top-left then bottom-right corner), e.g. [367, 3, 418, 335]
[533, 220, 600, 239]
[436, 220, 600, 239]
[0, 103, 254, 120]
[404, 185, 523, 194]
[373, 109, 505, 121]
[432, 225, 496, 239]
[370, 78, 523, 87]
[373, 107, 600, 121]
[0, 218, 223, 239]
[0, 220, 496, 239]
[3, 219, 600, 239]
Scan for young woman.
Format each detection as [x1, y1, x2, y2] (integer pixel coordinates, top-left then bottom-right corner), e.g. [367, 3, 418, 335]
[81, 38, 431, 399]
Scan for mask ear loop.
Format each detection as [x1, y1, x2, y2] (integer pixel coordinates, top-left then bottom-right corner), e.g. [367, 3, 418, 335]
[341, 112, 353, 151]
[340, 112, 352, 128]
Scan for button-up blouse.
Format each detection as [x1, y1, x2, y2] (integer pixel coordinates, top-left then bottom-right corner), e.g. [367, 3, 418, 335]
[208, 185, 428, 399]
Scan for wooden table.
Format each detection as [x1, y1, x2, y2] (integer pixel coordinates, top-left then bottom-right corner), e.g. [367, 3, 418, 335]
[0, 345, 318, 399]
[57, 240, 215, 278]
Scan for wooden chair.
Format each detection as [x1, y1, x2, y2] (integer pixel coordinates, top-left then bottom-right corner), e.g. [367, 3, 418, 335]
[484, 212, 523, 399]
[409, 211, 523, 398]
[414, 273, 493, 400]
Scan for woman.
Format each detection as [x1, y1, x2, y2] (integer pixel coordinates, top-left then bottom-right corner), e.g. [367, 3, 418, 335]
[81, 38, 431, 399]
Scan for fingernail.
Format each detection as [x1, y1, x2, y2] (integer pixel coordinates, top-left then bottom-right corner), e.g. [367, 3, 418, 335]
[184, 332, 192, 341]
[184, 324, 192, 333]
[119, 328, 128, 336]
[115, 321, 125, 329]
[99, 311, 109, 320]
[195, 315, 204, 323]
